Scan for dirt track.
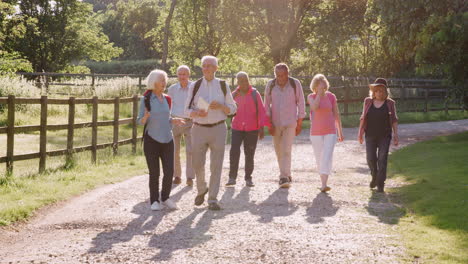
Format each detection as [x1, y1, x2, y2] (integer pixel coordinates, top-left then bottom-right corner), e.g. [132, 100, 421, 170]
[1, 119, 467, 264]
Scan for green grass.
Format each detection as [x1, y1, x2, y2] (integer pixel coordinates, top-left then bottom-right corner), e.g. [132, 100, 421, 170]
[0, 145, 149, 226]
[388, 132, 468, 263]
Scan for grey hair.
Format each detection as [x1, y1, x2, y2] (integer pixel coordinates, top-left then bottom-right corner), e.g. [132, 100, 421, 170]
[201, 55, 218, 66]
[236, 71, 249, 80]
[177, 65, 190, 74]
[274, 63, 289, 75]
[146, 69, 168, 89]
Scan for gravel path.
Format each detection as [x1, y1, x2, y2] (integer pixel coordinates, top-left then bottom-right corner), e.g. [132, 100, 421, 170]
[1, 119, 467, 264]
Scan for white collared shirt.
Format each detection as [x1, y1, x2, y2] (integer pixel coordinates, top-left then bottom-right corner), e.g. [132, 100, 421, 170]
[184, 77, 237, 124]
[168, 81, 192, 118]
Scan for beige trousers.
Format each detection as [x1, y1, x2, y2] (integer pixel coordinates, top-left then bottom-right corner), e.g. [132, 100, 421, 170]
[191, 122, 227, 204]
[172, 120, 194, 179]
[273, 125, 296, 179]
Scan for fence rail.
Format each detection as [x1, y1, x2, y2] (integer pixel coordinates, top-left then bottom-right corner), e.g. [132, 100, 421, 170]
[0, 95, 140, 175]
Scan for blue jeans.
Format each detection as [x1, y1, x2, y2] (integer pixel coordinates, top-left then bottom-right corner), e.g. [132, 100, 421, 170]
[229, 129, 259, 181]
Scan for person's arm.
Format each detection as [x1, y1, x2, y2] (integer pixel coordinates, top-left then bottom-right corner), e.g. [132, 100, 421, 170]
[264, 81, 275, 136]
[310, 93, 321, 111]
[358, 98, 368, 144]
[137, 97, 150, 125]
[295, 80, 306, 136]
[332, 95, 344, 142]
[392, 102, 399, 146]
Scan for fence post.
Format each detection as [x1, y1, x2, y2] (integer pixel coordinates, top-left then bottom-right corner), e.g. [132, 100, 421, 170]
[66, 97, 75, 163]
[231, 77, 235, 88]
[113, 97, 120, 155]
[424, 86, 429, 113]
[399, 81, 405, 112]
[6, 95, 15, 175]
[39, 95, 48, 173]
[132, 95, 138, 154]
[45, 76, 50, 95]
[138, 77, 142, 92]
[91, 96, 98, 163]
[343, 77, 349, 116]
[444, 85, 449, 115]
[91, 72, 96, 93]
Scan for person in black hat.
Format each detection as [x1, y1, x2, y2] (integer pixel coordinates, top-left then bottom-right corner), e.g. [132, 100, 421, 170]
[358, 78, 399, 192]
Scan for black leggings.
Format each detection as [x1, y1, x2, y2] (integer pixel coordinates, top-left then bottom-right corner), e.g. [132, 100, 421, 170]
[144, 135, 174, 204]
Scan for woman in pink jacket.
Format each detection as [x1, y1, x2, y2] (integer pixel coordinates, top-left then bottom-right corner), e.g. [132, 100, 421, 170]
[225, 72, 270, 187]
[358, 78, 399, 193]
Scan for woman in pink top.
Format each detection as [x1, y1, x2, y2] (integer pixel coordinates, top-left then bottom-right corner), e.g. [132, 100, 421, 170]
[308, 74, 344, 192]
[226, 72, 270, 187]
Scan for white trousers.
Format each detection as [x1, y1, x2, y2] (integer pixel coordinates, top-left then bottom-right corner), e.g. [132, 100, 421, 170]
[310, 134, 337, 175]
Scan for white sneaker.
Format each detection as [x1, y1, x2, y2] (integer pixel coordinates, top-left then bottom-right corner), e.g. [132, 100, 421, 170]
[151, 201, 162, 211]
[162, 198, 178, 210]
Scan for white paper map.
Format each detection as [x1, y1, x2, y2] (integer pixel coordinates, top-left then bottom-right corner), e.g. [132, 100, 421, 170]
[196, 97, 210, 112]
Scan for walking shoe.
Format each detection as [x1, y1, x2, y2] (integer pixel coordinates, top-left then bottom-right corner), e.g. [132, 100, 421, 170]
[377, 186, 384, 193]
[162, 198, 178, 210]
[288, 176, 293, 183]
[150, 201, 163, 211]
[194, 188, 209, 206]
[173, 177, 182, 185]
[186, 178, 193, 187]
[225, 178, 236, 187]
[208, 203, 221, 211]
[279, 178, 291, 188]
[246, 179, 255, 187]
[320, 186, 331, 193]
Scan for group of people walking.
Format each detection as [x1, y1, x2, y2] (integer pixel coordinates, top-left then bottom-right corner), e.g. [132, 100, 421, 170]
[138, 55, 399, 211]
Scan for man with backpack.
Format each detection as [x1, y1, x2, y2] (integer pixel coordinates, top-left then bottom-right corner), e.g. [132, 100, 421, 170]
[264, 63, 306, 188]
[184, 55, 237, 210]
[225, 71, 270, 188]
[168, 65, 195, 186]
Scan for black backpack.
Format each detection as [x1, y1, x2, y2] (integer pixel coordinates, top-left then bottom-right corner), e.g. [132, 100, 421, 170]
[188, 78, 227, 109]
[268, 77, 299, 104]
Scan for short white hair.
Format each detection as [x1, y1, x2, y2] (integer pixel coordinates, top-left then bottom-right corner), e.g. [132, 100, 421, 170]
[146, 69, 168, 89]
[201, 55, 218, 66]
[177, 65, 190, 74]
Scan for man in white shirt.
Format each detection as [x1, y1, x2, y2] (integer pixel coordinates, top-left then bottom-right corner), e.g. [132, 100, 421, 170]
[167, 65, 194, 186]
[184, 55, 237, 210]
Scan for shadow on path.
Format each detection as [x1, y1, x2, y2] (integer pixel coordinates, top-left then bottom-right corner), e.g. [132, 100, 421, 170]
[148, 186, 252, 261]
[306, 192, 339, 224]
[249, 188, 298, 223]
[88, 186, 192, 254]
[366, 191, 405, 225]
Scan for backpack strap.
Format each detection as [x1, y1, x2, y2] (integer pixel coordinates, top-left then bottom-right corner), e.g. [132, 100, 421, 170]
[188, 78, 203, 109]
[163, 94, 172, 109]
[251, 88, 259, 128]
[268, 77, 298, 104]
[220, 80, 227, 97]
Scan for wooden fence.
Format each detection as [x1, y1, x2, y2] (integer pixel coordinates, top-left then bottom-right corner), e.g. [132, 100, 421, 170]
[0, 95, 140, 175]
[17, 72, 464, 115]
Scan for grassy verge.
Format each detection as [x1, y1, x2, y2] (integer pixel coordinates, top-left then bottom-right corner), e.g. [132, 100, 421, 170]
[388, 132, 468, 263]
[0, 145, 148, 226]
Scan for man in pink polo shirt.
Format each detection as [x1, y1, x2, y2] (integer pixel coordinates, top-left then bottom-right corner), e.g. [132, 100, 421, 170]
[226, 72, 270, 187]
[264, 63, 306, 188]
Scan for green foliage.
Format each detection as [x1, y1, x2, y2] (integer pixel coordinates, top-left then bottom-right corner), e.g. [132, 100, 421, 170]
[0, 51, 33, 75]
[4, 0, 122, 72]
[83, 59, 163, 74]
[389, 132, 468, 263]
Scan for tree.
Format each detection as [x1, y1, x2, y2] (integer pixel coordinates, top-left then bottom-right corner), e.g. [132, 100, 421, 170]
[6, 0, 122, 72]
[161, 0, 177, 71]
